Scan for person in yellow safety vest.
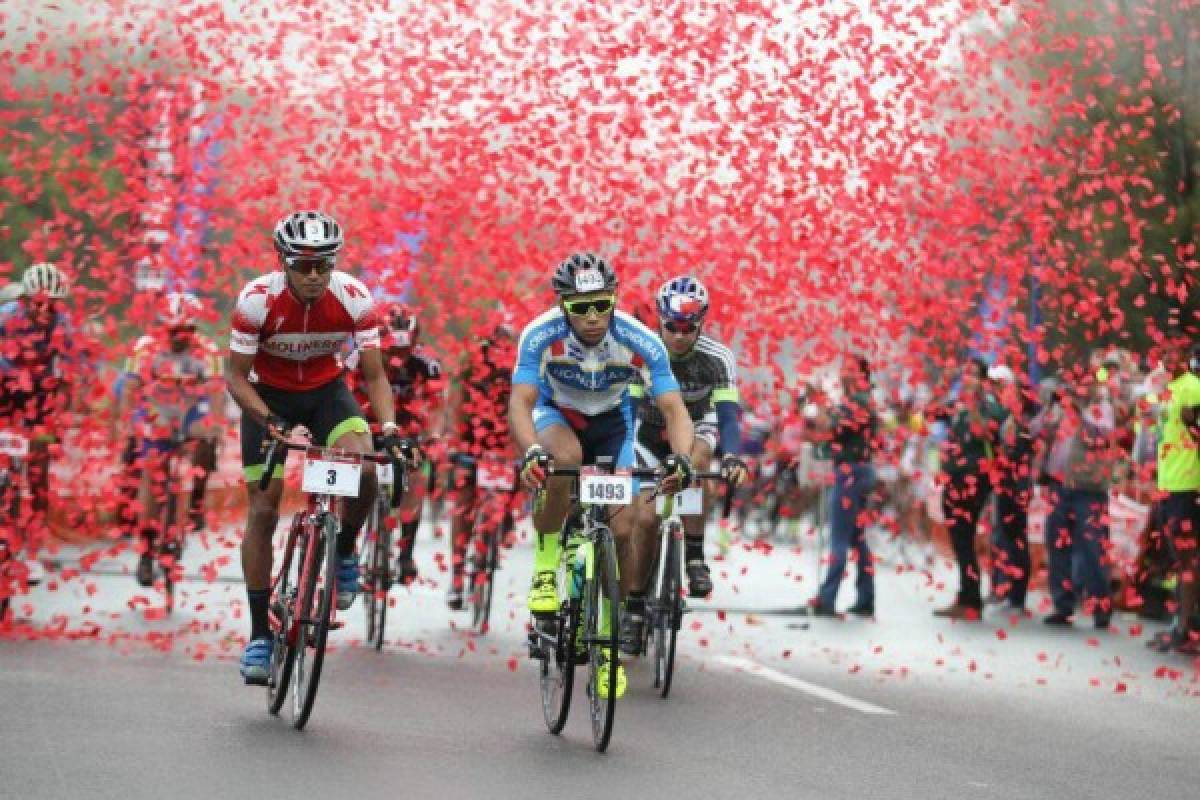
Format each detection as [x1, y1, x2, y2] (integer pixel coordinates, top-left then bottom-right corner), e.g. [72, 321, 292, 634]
[1146, 340, 1200, 654]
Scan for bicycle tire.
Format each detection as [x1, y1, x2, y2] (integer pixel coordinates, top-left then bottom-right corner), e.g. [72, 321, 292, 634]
[363, 498, 390, 651]
[0, 545, 10, 623]
[478, 517, 501, 633]
[161, 479, 178, 615]
[469, 496, 502, 635]
[587, 533, 620, 752]
[267, 522, 303, 716]
[291, 513, 336, 730]
[657, 520, 683, 699]
[361, 520, 377, 643]
[540, 531, 576, 734]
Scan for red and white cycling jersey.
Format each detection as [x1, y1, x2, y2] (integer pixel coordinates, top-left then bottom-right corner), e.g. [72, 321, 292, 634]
[230, 271, 380, 391]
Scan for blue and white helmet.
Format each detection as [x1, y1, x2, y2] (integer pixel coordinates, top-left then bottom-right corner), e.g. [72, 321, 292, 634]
[655, 276, 709, 323]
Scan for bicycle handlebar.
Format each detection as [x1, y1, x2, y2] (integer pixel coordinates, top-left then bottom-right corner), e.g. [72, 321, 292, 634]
[541, 465, 735, 518]
[257, 439, 409, 508]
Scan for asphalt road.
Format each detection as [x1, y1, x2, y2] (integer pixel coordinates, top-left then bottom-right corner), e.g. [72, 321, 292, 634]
[2, 517, 1197, 800]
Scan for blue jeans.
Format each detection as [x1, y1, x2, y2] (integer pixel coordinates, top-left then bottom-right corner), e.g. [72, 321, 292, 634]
[1044, 486, 1112, 616]
[818, 462, 876, 610]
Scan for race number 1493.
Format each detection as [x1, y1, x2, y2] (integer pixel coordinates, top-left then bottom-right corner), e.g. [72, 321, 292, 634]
[580, 474, 632, 505]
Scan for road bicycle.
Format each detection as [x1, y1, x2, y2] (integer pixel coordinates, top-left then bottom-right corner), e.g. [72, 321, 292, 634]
[136, 435, 193, 614]
[360, 444, 410, 651]
[450, 452, 518, 635]
[258, 437, 403, 729]
[528, 459, 701, 751]
[638, 470, 731, 698]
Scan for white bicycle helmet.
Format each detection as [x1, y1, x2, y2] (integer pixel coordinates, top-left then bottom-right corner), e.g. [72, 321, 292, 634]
[21, 262, 69, 299]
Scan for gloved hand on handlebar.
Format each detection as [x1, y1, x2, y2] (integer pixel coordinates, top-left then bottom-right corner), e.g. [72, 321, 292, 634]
[720, 454, 749, 488]
[520, 444, 551, 490]
[264, 414, 290, 443]
[662, 453, 694, 493]
[381, 423, 422, 469]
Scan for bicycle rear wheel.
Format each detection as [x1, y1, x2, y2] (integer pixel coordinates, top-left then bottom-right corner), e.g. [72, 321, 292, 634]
[655, 520, 683, 698]
[586, 534, 621, 752]
[267, 521, 303, 715]
[470, 498, 503, 635]
[291, 513, 337, 730]
[362, 499, 390, 650]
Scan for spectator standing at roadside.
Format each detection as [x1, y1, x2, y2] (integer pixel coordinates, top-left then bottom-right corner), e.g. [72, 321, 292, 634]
[1146, 339, 1200, 653]
[804, 356, 878, 617]
[1033, 363, 1119, 629]
[932, 357, 1006, 620]
[988, 366, 1038, 613]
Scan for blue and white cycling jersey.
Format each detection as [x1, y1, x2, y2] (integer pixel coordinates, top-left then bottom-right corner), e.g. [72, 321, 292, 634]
[513, 308, 680, 417]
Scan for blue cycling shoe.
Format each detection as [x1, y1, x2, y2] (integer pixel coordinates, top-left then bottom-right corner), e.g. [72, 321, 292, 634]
[336, 555, 359, 611]
[240, 637, 273, 686]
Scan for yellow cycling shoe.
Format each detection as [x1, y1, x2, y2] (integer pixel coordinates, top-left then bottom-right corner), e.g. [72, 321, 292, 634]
[595, 648, 626, 700]
[527, 571, 559, 615]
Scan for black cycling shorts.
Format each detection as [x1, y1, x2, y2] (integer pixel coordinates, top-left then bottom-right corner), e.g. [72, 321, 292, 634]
[240, 378, 368, 482]
[634, 412, 718, 466]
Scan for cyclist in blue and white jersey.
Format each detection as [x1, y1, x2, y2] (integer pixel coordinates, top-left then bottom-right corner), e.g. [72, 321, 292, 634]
[510, 252, 695, 700]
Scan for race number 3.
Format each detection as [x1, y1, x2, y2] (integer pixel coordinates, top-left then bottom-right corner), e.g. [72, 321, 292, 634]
[302, 454, 362, 497]
[580, 473, 632, 505]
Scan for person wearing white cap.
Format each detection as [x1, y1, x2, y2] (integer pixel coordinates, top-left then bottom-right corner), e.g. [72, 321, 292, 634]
[987, 364, 1015, 386]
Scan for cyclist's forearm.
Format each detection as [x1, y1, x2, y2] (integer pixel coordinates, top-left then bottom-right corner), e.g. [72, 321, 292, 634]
[508, 388, 538, 453]
[661, 401, 695, 456]
[363, 372, 396, 428]
[225, 370, 272, 426]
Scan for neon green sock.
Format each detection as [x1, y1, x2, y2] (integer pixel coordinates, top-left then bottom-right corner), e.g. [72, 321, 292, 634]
[533, 530, 561, 574]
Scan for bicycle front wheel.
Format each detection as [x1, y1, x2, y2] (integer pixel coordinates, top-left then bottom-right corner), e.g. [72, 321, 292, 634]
[362, 499, 390, 651]
[586, 534, 621, 752]
[161, 485, 179, 615]
[268, 522, 304, 716]
[470, 498, 503, 635]
[655, 520, 683, 698]
[539, 529, 577, 735]
[291, 513, 337, 730]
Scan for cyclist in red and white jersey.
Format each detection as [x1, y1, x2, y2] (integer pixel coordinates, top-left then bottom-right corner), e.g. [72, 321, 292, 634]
[345, 303, 446, 584]
[225, 210, 417, 685]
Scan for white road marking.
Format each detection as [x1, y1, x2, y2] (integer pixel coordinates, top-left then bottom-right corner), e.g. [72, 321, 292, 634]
[716, 656, 898, 716]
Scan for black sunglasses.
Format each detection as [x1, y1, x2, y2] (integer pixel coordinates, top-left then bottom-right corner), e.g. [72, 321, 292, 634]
[662, 319, 700, 334]
[283, 255, 336, 276]
[563, 295, 615, 316]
